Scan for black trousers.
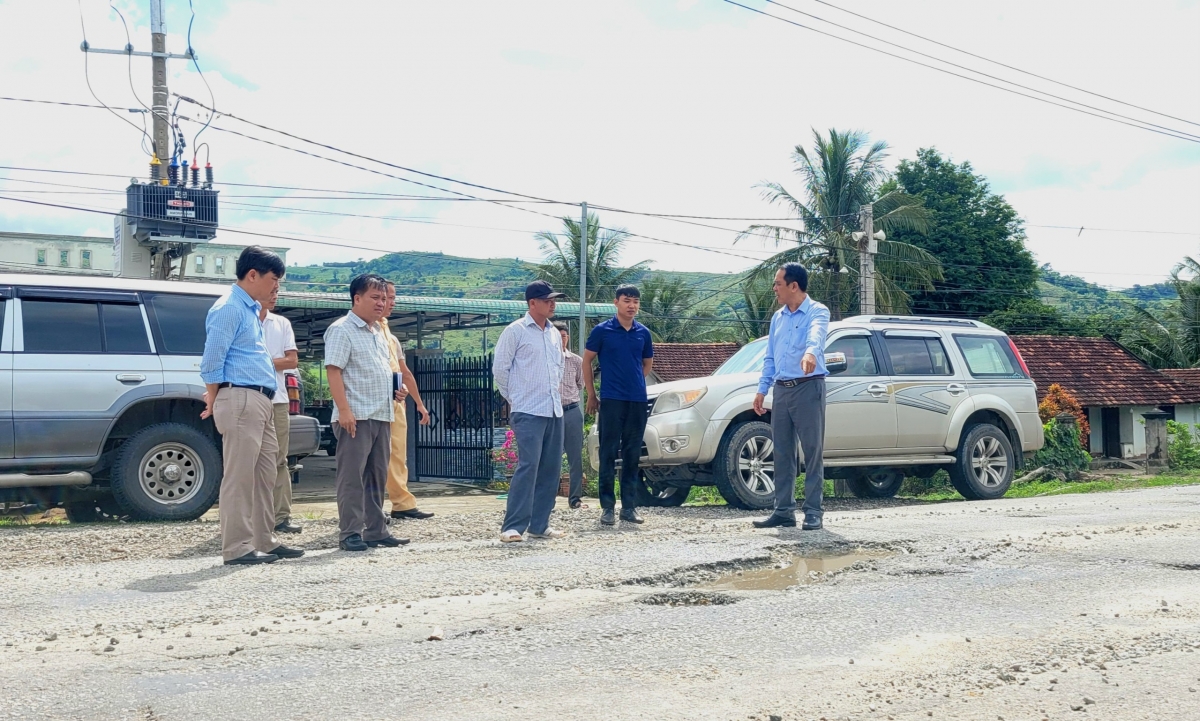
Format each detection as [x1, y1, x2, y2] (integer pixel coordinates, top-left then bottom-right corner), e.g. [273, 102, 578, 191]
[598, 399, 647, 510]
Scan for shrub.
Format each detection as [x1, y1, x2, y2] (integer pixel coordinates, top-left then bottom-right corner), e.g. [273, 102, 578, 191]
[1038, 384, 1089, 448]
[1033, 419, 1092, 479]
[1167, 420, 1200, 470]
[490, 429, 518, 477]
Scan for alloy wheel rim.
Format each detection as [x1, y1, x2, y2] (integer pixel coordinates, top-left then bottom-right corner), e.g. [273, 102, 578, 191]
[139, 442, 204, 505]
[737, 436, 775, 495]
[970, 436, 1008, 487]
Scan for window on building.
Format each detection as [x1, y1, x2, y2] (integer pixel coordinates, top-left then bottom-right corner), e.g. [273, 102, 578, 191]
[194, 255, 205, 274]
[59, 250, 70, 267]
[36, 249, 46, 266]
[214, 256, 225, 275]
[81, 250, 92, 269]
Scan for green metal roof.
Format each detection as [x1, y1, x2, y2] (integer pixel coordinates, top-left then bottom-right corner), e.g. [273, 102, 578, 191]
[277, 290, 613, 318]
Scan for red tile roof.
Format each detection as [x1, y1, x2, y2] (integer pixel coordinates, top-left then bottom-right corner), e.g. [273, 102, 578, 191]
[1010, 336, 1200, 406]
[1161, 368, 1200, 388]
[650, 343, 741, 383]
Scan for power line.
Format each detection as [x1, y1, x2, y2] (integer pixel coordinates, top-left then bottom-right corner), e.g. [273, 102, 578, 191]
[804, 0, 1200, 129]
[721, 0, 1200, 144]
[185, 0, 216, 150]
[76, 0, 155, 155]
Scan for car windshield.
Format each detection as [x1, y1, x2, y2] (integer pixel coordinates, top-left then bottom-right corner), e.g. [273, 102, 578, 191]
[713, 338, 768, 375]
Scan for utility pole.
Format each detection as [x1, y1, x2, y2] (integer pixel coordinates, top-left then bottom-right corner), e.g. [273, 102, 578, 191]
[149, 0, 170, 165]
[858, 204, 876, 315]
[578, 201, 588, 357]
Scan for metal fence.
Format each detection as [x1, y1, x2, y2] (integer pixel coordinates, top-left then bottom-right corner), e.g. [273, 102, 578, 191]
[411, 354, 497, 481]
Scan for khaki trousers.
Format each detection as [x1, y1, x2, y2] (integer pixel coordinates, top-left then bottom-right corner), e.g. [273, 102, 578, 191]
[213, 387, 280, 562]
[384, 401, 416, 512]
[272, 403, 292, 526]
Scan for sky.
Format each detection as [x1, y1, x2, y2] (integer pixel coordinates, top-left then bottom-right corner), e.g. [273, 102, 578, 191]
[1, 0, 1198, 292]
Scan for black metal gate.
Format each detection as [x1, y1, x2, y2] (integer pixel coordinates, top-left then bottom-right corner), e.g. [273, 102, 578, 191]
[411, 354, 496, 481]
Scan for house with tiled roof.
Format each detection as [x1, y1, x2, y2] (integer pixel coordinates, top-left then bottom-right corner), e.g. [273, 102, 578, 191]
[646, 343, 741, 385]
[1161, 368, 1200, 388]
[1011, 336, 1200, 458]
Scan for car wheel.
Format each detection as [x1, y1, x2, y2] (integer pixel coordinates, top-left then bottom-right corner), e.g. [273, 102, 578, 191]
[110, 422, 223, 521]
[846, 468, 905, 498]
[325, 438, 337, 457]
[713, 421, 776, 510]
[948, 424, 1014, 500]
[64, 496, 128, 523]
[634, 474, 690, 507]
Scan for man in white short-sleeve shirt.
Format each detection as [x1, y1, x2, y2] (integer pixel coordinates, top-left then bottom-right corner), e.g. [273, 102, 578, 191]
[259, 294, 301, 534]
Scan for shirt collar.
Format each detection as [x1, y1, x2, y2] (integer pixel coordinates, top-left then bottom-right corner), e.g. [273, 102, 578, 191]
[522, 312, 552, 331]
[606, 316, 642, 332]
[346, 311, 370, 328]
[780, 295, 813, 317]
[230, 284, 261, 313]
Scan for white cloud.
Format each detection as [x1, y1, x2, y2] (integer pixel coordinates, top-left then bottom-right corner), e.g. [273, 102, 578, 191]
[1, 0, 1197, 287]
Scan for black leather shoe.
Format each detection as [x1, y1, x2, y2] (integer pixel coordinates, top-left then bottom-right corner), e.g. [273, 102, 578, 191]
[600, 509, 616, 526]
[390, 508, 435, 520]
[224, 551, 278, 566]
[619, 509, 644, 524]
[802, 515, 823, 531]
[752, 514, 797, 529]
[267, 545, 304, 559]
[274, 519, 303, 534]
[339, 534, 368, 552]
[367, 535, 410, 548]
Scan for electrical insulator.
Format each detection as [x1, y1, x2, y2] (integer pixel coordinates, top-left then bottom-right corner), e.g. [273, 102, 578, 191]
[149, 155, 161, 182]
[167, 158, 179, 186]
[180, 161, 189, 186]
[190, 159, 200, 187]
[204, 163, 214, 189]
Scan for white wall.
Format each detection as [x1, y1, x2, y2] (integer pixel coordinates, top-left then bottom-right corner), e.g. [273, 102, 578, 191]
[1087, 407, 1103, 454]
[1175, 404, 1200, 427]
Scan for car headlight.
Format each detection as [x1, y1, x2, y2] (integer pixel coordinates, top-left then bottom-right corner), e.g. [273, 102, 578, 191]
[652, 387, 707, 415]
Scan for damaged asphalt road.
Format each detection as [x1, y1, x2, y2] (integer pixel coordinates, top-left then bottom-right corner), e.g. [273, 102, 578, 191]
[2, 486, 1200, 720]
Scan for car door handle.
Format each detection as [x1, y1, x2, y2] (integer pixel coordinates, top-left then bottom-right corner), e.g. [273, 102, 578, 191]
[867, 383, 889, 397]
[116, 374, 146, 384]
[946, 383, 966, 395]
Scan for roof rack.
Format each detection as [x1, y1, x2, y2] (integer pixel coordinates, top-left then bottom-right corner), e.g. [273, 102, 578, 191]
[843, 315, 988, 328]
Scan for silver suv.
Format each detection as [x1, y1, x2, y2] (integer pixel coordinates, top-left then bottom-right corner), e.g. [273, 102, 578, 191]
[589, 316, 1044, 509]
[0, 274, 319, 521]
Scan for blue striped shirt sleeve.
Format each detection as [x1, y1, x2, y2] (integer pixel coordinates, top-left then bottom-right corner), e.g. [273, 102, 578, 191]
[200, 303, 239, 384]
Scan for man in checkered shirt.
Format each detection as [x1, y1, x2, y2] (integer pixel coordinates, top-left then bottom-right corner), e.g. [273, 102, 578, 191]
[324, 273, 410, 552]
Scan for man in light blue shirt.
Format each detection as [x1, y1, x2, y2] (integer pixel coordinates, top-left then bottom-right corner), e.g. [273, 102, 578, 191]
[752, 262, 830, 531]
[200, 246, 304, 565]
[493, 281, 567, 543]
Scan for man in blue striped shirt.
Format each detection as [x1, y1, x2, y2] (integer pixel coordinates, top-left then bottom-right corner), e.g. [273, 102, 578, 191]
[752, 262, 830, 531]
[493, 281, 567, 543]
[200, 246, 304, 566]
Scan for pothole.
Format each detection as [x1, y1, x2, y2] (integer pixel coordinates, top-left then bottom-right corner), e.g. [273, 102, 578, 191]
[1161, 562, 1200, 571]
[637, 591, 739, 607]
[704, 550, 891, 591]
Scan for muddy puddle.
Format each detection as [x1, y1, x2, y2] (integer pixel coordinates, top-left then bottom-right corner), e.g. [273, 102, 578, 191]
[704, 550, 890, 591]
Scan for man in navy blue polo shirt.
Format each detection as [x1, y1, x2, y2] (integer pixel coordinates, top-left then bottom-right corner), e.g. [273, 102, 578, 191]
[584, 284, 654, 525]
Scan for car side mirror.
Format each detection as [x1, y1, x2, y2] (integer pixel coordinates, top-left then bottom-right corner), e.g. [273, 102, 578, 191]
[825, 351, 848, 375]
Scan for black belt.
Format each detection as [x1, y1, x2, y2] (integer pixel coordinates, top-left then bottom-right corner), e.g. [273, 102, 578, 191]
[219, 382, 275, 399]
[562, 402, 580, 411]
[775, 375, 824, 388]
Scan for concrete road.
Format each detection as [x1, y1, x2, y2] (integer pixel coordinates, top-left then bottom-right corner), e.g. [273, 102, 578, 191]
[2, 486, 1199, 720]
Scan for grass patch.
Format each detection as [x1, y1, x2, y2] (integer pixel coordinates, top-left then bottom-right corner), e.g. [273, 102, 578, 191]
[904, 469, 1200, 501]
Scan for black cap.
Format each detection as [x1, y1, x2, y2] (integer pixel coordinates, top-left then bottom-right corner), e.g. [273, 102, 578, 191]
[525, 280, 567, 301]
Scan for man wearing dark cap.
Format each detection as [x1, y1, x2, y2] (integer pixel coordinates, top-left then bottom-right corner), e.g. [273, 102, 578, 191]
[492, 281, 569, 543]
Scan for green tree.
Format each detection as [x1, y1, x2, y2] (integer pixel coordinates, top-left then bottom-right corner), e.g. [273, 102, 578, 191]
[740, 128, 943, 320]
[981, 298, 1130, 338]
[888, 148, 1036, 317]
[722, 273, 776, 343]
[1122, 257, 1200, 368]
[535, 213, 649, 303]
[638, 275, 721, 343]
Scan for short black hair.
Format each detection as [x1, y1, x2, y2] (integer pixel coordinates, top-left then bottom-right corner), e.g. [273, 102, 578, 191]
[615, 284, 640, 300]
[780, 262, 808, 292]
[235, 246, 285, 281]
[553, 321, 569, 333]
[348, 273, 388, 302]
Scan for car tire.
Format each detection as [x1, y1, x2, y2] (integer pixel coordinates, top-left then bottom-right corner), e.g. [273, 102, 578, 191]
[64, 496, 127, 523]
[325, 439, 337, 457]
[110, 422, 223, 521]
[713, 421, 776, 510]
[948, 424, 1014, 500]
[846, 468, 905, 499]
[634, 474, 690, 507]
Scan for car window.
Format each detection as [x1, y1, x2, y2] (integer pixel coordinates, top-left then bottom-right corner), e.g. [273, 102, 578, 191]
[102, 303, 151, 354]
[955, 335, 1022, 378]
[22, 300, 103, 353]
[147, 293, 216, 355]
[827, 335, 878, 376]
[885, 337, 953, 376]
[713, 338, 768, 375]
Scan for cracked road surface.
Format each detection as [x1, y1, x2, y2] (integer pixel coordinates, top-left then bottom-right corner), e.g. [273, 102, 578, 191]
[2, 485, 1200, 720]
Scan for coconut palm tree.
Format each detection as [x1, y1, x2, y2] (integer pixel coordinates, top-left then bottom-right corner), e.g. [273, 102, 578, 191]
[535, 213, 649, 303]
[739, 128, 944, 320]
[723, 273, 777, 343]
[638, 275, 722, 343]
[1122, 257, 1200, 368]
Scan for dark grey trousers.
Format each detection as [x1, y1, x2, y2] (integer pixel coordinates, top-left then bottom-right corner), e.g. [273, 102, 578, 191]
[502, 412, 564, 536]
[562, 404, 585, 504]
[771, 378, 827, 519]
[333, 419, 391, 542]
